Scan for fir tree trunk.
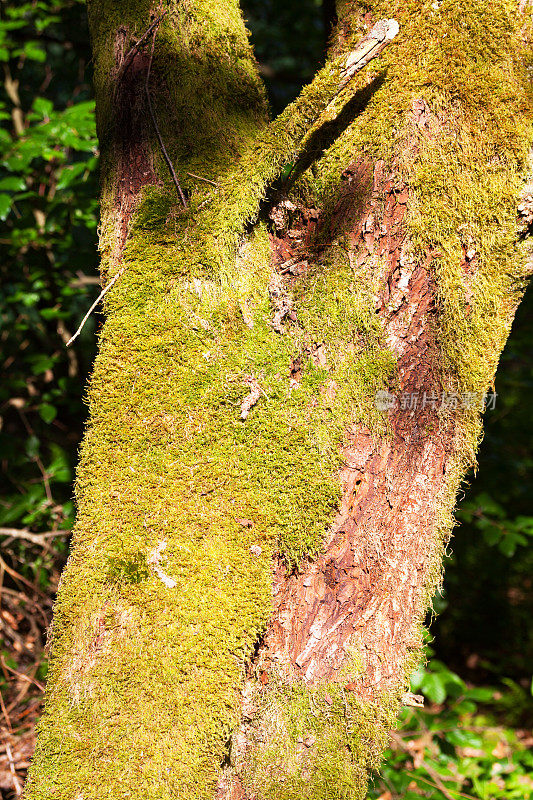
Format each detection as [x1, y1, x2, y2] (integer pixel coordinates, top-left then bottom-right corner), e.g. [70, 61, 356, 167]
[25, 2, 532, 799]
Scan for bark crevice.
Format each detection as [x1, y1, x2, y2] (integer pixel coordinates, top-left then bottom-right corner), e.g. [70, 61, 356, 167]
[218, 156, 458, 798]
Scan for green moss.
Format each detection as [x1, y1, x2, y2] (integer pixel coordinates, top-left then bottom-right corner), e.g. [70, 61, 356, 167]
[27, 1, 533, 798]
[26, 197, 395, 797]
[240, 661, 399, 800]
[316, 0, 533, 393]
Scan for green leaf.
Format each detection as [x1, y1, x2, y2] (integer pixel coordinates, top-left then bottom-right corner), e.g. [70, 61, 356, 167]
[482, 525, 502, 546]
[39, 403, 57, 423]
[515, 515, 533, 534]
[0, 176, 26, 191]
[27, 354, 54, 374]
[47, 444, 71, 483]
[410, 665, 426, 692]
[473, 492, 506, 519]
[33, 97, 54, 118]
[453, 699, 477, 714]
[0, 193, 11, 220]
[445, 729, 484, 748]
[23, 42, 46, 62]
[498, 535, 518, 557]
[56, 161, 88, 190]
[464, 687, 494, 702]
[25, 435, 40, 458]
[20, 292, 40, 307]
[421, 672, 447, 704]
[39, 306, 61, 320]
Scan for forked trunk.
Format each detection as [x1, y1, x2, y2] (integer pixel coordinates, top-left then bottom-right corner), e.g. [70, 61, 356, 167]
[26, 2, 532, 799]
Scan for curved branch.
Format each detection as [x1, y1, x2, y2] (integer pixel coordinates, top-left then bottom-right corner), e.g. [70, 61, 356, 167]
[211, 19, 399, 251]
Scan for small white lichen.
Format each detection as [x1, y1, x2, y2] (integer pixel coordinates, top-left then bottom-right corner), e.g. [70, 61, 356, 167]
[148, 540, 177, 589]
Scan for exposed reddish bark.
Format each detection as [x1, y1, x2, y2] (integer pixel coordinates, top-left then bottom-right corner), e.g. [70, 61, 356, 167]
[111, 27, 157, 252]
[266, 160, 451, 687]
[219, 144, 459, 797]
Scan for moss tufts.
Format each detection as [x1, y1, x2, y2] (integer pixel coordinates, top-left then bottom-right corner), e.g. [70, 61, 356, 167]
[26, 191, 395, 796]
[241, 664, 400, 800]
[315, 0, 533, 393]
[26, 2, 532, 798]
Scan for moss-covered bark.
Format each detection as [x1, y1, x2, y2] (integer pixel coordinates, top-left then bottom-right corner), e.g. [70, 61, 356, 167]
[26, 2, 532, 799]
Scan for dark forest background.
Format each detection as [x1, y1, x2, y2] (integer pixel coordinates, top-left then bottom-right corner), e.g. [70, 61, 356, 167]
[0, 1, 532, 797]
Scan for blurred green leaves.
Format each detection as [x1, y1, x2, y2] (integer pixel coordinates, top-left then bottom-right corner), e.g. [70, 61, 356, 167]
[458, 493, 533, 558]
[241, 0, 325, 113]
[0, 0, 99, 538]
[369, 655, 533, 800]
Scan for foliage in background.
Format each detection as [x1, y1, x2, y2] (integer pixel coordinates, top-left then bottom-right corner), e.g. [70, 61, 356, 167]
[369, 649, 533, 800]
[0, 0, 99, 543]
[0, 1, 531, 798]
[434, 290, 533, 682]
[241, 0, 326, 113]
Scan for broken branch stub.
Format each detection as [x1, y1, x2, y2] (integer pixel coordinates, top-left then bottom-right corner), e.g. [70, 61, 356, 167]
[341, 19, 400, 85]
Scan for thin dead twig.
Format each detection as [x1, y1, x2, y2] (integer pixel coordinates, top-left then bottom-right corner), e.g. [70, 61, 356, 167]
[0, 587, 52, 631]
[0, 555, 47, 596]
[70, 273, 101, 287]
[11, 699, 43, 725]
[0, 689, 12, 733]
[34, 455, 52, 504]
[0, 527, 70, 546]
[6, 742, 22, 797]
[390, 731, 461, 800]
[7, 675, 39, 715]
[66, 266, 125, 346]
[0, 615, 34, 656]
[1, 657, 45, 695]
[186, 171, 219, 188]
[120, 12, 168, 76]
[145, 22, 187, 207]
[407, 772, 480, 800]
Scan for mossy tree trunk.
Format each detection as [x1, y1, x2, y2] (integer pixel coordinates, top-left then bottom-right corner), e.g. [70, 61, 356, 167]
[26, 1, 532, 799]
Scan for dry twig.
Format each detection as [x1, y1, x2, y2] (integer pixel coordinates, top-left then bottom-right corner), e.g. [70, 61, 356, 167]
[6, 742, 22, 797]
[0, 528, 70, 546]
[145, 21, 187, 207]
[66, 266, 125, 346]
[390, 731, 460, 800]
[186, 171, 219, 188]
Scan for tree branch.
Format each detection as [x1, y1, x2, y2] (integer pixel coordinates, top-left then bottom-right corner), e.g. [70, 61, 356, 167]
[0, 528, 70, 546]
[66, 266, 125, 346]
[211, 19, 399, 250]
[145, 20, 188, 207]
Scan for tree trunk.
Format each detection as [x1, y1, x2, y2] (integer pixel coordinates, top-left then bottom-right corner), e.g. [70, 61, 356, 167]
[25, 2, 532, 799]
